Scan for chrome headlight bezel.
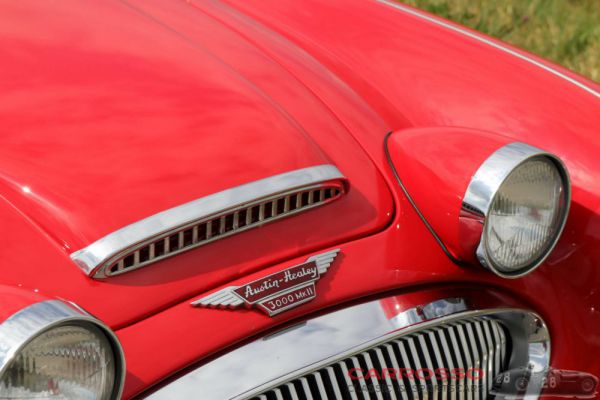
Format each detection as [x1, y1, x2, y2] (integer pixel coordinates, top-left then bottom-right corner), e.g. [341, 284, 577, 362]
[462, 142, 571, 278]
[0, 300, 125, 399]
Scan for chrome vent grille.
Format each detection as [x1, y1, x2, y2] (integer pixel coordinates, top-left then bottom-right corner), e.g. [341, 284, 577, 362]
[106, 185, 343, 277]
[250, 317, 507, 400]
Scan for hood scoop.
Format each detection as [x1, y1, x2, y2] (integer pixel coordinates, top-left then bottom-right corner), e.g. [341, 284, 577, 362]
[71, 165, 346, 278]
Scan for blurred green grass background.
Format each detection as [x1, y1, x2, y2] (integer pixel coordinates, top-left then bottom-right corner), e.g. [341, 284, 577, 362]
[401, 0, 600, 83]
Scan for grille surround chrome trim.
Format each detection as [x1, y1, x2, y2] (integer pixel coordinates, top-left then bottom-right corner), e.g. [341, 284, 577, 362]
[145, 291, 550, 400]
[70, 165, 346, 278]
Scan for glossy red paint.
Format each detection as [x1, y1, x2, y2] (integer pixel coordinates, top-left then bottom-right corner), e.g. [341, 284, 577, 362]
[0, 285, 49, 323]
[386, 127, 514, 262]
[0, 0, 599, 398]
[0, 0, 394, 328]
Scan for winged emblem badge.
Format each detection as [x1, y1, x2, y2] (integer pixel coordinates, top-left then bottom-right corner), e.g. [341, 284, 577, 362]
[191, 249, 340, 316]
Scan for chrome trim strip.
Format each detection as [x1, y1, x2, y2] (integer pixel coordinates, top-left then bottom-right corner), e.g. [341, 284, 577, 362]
[376, 0, 600, 100]
[71, 165, 345, 277]
[0, 300, 126, 400]
[146, 294, 550, 400]
[462, 142, 571, 278]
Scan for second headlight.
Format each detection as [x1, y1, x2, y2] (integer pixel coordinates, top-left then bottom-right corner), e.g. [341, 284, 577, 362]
[463, 142, 570, 278]
[0, 301, 125, 400]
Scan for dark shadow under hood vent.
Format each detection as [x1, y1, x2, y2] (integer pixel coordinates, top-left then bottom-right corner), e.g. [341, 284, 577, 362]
[71, 165, 346, 278]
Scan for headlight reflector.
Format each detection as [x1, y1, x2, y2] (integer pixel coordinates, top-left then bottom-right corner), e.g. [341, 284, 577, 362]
[0, 301, 125, 400]
[463, 142, 570, 278]
[485, 157, 566, 272]
[1, 324, 116, 399]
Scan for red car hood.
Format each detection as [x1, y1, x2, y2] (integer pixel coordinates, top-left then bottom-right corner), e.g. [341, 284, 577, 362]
[0, 1, 393, 327]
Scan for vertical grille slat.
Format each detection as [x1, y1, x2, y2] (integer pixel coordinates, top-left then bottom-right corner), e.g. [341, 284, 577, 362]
[475, 322, 492, 399]
[339, 361, 360, 400]
[464, 323, 481, 400]
[104, 183, 344, 276]
[453, 324, 473, 400]
[445, 325, 466, 400]
[405, 337, 428, 400]
[363, 352, 385, 400]
[373, 348, 398, 400]
[286, 383, 300, 400]
[417, 335, 437, 400]
[432, 327, 458, 400]
[350, 356, 371, 400]
[325, 366, 344, 399]
[490, 320, 502, 376]
[498, 324, 507, 366]
[299, 378, 314, 400]
[424, 330, 448, 400]
[313, 372, 329, 400]
[273, 388, 284, 400]
[395, 339, 421, 400]
[382, 343, 409, 400]
[250, 318, 508, 400]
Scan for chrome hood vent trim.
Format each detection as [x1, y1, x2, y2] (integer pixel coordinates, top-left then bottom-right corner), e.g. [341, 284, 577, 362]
[71, 165, 346, 278]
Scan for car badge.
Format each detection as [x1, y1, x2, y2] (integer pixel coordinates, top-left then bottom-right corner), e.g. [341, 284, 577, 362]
[191, 249, 340, 316]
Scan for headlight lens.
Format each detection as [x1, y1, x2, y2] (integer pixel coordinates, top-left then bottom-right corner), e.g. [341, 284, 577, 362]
[482, 156, 569, 275]
[0, 323, 116, 399]
[463, 142, 571, 278]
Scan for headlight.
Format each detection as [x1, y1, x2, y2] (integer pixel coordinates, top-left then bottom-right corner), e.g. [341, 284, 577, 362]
[0, 301, 125, 399]
[463, 142, 570, 278]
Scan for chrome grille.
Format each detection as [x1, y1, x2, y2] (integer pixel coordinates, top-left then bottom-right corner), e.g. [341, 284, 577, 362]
[105, 185, 343, 276]
[250, 317, 507, 400]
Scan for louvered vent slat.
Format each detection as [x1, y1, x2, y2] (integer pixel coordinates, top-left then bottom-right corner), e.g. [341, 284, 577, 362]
[104, 185, 343, 276]
[251, 318, 508, 400]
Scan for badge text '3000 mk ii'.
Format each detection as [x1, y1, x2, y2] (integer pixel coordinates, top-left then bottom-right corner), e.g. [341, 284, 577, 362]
[192, 249, 340, 316]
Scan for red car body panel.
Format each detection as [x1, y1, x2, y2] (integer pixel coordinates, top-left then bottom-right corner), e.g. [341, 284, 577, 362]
[0, 0, 395, 328]
[386, 127, 515, 262]
[1, 0, 600, 398]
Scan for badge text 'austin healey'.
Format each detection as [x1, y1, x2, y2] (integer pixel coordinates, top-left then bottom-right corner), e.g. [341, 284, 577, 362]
[191, 249, 340, 316]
